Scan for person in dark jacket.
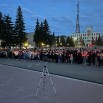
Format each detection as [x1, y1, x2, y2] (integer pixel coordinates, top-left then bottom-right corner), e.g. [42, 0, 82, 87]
[91, 51, 96, 65]
[87, 51, 92, 66]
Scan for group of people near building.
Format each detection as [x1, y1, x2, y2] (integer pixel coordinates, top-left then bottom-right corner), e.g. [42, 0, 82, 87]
[0, 48, 103, 66]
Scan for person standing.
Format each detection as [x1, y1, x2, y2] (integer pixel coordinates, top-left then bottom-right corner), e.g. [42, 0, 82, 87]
[70, 54, 73, 64]
[101, 53, 103, 66]
[91, 50, 96, 65]
[87, 51, 92, 66]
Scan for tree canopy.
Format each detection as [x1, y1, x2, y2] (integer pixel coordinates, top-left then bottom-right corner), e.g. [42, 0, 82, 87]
[14, 6, 27, 49]
[33, 19, 54, 47]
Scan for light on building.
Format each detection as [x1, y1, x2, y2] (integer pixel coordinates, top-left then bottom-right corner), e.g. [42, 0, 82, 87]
[46, 45, 50, 47]
[73, 37, 77, 41]
[41, 43, 45, 46]
[60, 43, 62, 45]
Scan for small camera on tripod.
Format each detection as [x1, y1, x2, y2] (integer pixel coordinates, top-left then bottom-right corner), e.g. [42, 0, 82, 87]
[44, 57, 47, 62]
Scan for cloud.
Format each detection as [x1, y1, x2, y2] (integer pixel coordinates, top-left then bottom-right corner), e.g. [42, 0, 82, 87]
[51, 16, 73, 24]
[1, 0, 103, 35]
[29, 15, 45, 22]
[36, 0, 73, 3]
[1, 3, 8, 7]
[22, 8, 33, 15]
[44, 8, 58, 16]
[0, 3, 9, 11]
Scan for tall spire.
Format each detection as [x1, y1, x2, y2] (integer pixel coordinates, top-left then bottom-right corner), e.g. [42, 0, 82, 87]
[75, 1, 80, 33]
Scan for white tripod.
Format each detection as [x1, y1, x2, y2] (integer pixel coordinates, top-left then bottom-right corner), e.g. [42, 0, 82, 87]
[35, 62, 57, 98]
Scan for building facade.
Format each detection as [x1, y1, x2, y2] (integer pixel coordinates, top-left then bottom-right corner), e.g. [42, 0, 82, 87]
[71, 26, 101, 46]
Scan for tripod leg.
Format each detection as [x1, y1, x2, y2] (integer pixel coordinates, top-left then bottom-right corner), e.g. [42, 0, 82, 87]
[43, 68, 46, 91]
[46, 67, 57, 95]
[35, 70, 44, 98]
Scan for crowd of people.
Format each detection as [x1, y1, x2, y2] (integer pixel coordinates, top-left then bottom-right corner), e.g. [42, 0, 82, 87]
[0, 48, 103, 66]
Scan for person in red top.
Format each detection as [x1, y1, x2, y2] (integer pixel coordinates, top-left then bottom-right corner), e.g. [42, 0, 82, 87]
[82, 50, 87, 65]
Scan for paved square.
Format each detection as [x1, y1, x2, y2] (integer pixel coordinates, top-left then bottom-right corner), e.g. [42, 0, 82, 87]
[0, 64, 103, 103]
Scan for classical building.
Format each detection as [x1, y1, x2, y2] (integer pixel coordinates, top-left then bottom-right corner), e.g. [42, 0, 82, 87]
[71, 26, 101, 46]
[71, 2, 101, 46]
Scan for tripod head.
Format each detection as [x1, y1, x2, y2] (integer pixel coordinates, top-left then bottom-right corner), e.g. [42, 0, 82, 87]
[44, 57, 47, 62]
[43, 57, 47, 67]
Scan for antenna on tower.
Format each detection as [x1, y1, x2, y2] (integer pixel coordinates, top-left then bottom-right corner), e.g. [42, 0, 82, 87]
[75, 1, 80, 34]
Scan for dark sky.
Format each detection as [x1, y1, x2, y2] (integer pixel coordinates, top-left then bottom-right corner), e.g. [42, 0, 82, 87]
[0, 0, 103, 36]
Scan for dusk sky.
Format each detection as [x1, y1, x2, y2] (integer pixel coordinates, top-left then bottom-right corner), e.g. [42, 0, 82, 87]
[0, 0, 103, 36]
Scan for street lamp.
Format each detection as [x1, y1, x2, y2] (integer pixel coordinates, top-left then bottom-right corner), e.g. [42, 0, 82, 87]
[60, 43, 62, 46]
[41, 43, 45, 46]
[41, 43, 45, 49]
[24, 42, 28, 49]
[56, 43, 58, 47]
[73, 37, 77, 41]
[73, 37, 78, 47]
[67, 43, 69, 46]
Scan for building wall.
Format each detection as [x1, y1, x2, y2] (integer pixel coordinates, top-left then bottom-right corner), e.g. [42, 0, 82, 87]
[71, 26, 101, 45]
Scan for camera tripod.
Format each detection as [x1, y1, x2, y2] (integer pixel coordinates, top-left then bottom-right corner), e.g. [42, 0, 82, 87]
[35, 62, 57, 98]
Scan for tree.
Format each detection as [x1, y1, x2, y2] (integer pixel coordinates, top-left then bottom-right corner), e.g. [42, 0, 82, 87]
[47, 33, 55, 47]
[39, 22, 45, 44]
[0, 12, 3, 40]
[69, 37, 75, 47]
[56, 36, 60, 47]
[43, 19, 51, 44]
[66, 36, 77, 47]
[96, 35, 103, 46]
[33, 19, 41, 47]
[1, 15, 14, 48]
[14, 6, 27, 49]
[66, 36, 71, 47]
[60, 36, 66, 46]
[34, 19, 53, 47]
[91, 37, 96, 45]
[78, 37, 85, 46]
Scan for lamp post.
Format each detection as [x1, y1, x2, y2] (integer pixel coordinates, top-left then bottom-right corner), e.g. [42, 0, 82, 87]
[41, 42, 45, 49]
[73, 37, 78, 47]
[56, 43, 58, 47]
[60, 43, 62, 46]
[41, 43, 45, 46]
[67, 43, 69, 47]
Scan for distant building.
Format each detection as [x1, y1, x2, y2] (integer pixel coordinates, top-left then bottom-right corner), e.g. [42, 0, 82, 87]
[71, 26, 101, 46]
[27, 26, 102, 47]
[71, 2, 101, 46]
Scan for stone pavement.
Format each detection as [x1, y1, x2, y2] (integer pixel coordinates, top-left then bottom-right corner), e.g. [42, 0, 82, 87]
[0, 64, 103, 103]
[0, 59, 103, 84]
